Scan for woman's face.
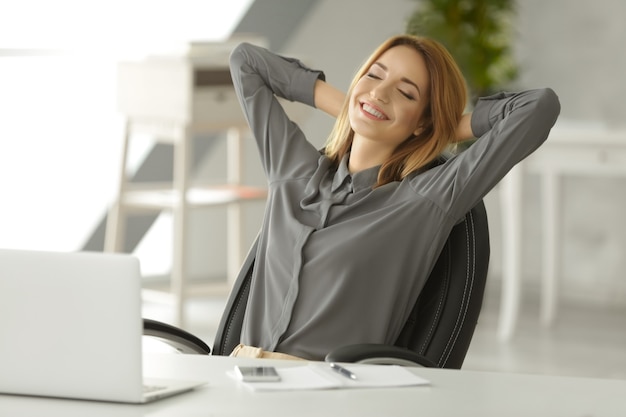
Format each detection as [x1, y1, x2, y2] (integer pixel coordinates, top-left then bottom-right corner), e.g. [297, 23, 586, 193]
[349, 45, 430, 150]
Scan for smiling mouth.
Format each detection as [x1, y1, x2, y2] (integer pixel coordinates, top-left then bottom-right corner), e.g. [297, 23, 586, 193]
[361, 102, 388, 120]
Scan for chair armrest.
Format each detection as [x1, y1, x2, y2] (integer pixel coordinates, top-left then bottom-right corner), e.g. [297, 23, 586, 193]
[325, 344, 438, 367]
[142, 318, 211, 355]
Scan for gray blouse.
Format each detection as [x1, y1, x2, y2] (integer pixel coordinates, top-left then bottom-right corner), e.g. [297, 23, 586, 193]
[229, 42, 560, 360]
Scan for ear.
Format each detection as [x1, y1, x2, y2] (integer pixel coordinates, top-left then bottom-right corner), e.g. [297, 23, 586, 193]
[413, 117, 432, 137]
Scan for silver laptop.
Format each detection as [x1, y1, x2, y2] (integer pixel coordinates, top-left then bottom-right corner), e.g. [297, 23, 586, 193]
[0, 248, 206, 403]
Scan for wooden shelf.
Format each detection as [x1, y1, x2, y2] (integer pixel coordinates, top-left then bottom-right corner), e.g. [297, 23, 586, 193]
[120, 185, 267, 211]
[105, 38, 270, 327]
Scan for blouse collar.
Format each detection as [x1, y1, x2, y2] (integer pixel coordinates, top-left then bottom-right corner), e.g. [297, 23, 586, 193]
[331, 154, 380, 193]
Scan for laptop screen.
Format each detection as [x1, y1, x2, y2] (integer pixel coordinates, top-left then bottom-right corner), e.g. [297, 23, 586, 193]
[0, 249, 145, 402]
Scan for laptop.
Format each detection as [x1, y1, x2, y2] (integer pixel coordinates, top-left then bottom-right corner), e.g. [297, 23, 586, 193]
[0, 248, 206, 403]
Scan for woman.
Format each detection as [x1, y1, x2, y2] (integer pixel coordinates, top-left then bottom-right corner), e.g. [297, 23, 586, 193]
[228, 34, 560, 361]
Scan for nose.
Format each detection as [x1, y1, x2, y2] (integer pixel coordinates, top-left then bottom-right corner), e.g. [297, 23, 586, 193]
[369, 84, 390, 103]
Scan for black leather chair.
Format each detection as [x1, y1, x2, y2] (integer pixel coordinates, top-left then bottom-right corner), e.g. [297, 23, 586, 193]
[143, 198, 490, 369]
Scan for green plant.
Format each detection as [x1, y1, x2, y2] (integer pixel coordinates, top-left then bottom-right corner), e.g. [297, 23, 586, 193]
[406, 0, 518, 101]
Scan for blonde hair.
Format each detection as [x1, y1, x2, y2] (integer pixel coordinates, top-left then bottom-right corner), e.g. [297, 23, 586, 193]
[324, 34, 467, 187]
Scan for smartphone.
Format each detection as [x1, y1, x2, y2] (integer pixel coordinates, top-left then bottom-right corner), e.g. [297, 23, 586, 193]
[234, 366, 281, 382]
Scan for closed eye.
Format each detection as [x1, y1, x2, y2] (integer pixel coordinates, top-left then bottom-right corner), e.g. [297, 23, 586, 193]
[399, 90, 415, 100]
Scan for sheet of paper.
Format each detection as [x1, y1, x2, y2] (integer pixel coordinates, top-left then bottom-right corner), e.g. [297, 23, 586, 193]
[232, 363, 431, 391]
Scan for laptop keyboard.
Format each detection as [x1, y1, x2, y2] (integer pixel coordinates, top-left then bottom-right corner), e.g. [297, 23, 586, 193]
[144, 384, 167, 394]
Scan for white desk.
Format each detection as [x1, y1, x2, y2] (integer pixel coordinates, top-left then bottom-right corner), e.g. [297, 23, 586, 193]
[1, 354, 625, 416]
[498, 124, 626, 340]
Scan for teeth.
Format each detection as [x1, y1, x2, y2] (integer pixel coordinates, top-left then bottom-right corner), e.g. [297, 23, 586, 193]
[362, 103, 386, 119]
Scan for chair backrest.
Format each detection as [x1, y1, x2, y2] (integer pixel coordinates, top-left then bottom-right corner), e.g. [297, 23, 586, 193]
[394, 200, 489, 368]
[211, 237, 257, 356]
[212, 200, 490, 368]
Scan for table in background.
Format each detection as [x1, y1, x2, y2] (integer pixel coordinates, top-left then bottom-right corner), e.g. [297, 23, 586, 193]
[498, 123, 626, 340]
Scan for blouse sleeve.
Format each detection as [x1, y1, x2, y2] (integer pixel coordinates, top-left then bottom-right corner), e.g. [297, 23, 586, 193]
[229, 42, 326, 182]
[414, 88, 561, 222]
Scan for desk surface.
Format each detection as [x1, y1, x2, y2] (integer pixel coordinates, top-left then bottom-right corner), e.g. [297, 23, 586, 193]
[1, 354, 625, 417]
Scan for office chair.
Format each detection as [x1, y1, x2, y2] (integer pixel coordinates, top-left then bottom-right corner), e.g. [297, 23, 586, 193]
[143, 197, 490, 369]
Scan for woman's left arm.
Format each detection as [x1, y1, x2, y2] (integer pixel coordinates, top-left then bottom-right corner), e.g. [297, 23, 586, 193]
[454, 113, 474, 142]
[424, 88, 561, 221]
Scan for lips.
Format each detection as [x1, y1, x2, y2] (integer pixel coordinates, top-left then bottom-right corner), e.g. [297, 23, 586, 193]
[360, 102, 389, 120]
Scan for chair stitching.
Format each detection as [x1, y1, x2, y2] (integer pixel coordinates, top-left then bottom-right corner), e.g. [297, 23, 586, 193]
[418, 249, 449, 354]
[439, 211, 476, 366]
[220, 273, 251, 354]
[440, 211, 476, 366]
[438, 214, 470, 365]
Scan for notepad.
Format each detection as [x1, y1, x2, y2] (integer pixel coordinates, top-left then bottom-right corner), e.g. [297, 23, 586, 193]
[233, 363, 430, 391]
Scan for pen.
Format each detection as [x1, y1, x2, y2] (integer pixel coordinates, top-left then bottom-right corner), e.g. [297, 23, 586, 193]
[329, 362, 357, 380]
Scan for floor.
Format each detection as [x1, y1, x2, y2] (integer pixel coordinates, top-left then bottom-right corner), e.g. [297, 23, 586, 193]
[463, 285, 626, 380]
[142, 281, 626, 381]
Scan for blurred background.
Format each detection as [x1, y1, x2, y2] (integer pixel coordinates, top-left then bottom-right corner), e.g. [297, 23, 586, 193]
[1, 0, 625, 379]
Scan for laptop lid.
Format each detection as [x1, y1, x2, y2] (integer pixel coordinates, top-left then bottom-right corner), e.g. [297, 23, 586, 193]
[0, 248, 204, 403]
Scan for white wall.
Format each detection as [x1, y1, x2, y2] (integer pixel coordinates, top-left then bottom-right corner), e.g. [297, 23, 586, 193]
[515, 0, 626, 126]
[0, 55, 123, 252]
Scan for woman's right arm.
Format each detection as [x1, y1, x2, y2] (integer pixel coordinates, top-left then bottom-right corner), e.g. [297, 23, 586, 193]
[314, 79, 345, 119]
[229, 43, 325, 180]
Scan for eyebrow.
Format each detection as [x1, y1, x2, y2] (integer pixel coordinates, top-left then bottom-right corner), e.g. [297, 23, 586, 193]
[373, 62, 422, 97]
